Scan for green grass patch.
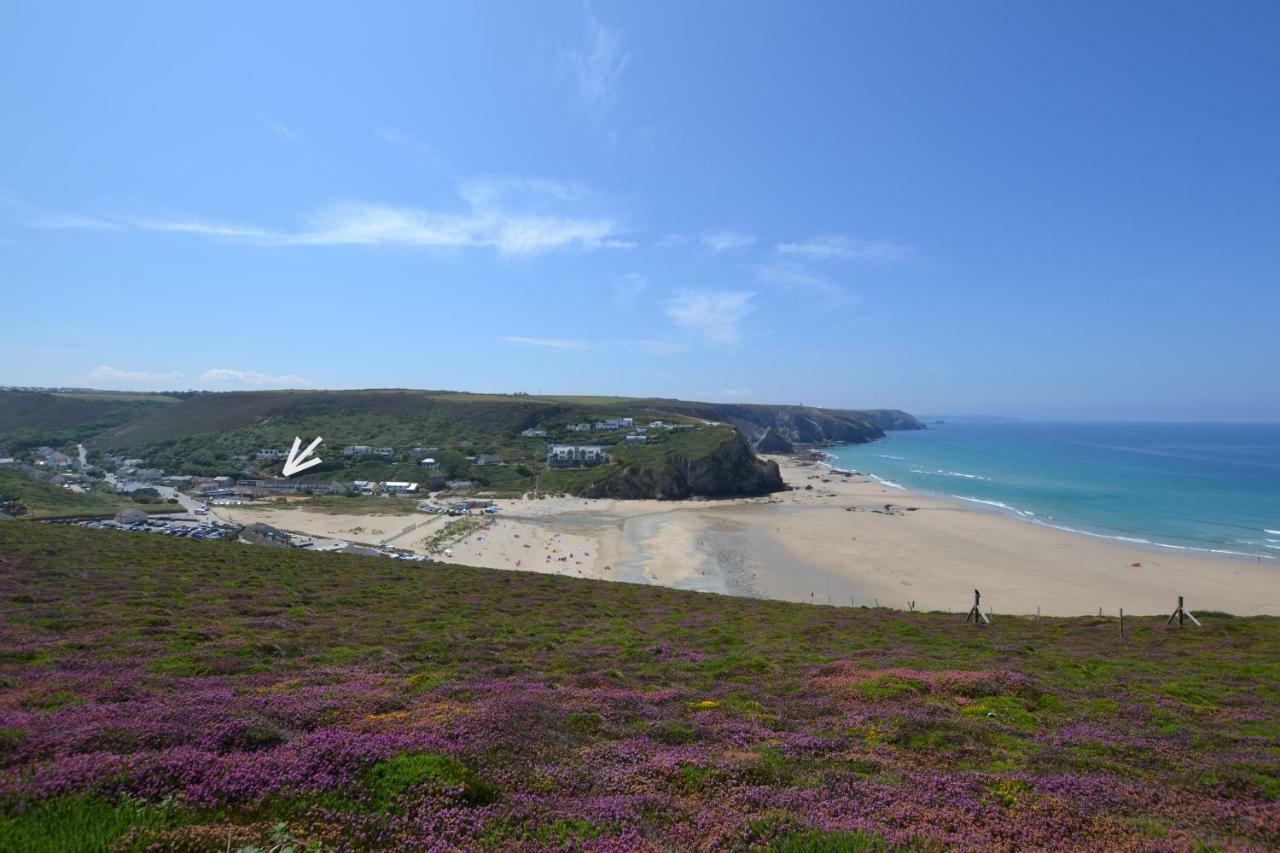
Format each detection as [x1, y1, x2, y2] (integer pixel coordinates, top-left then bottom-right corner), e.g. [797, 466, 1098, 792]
[0, 794, 181, 853]
[366, 753, 496, 807]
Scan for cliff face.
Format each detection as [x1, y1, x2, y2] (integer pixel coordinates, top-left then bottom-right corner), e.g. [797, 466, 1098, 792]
[638, 401, 924, 449]
[838, 409, 927, 432]
[573, 431, 784, 500]
[755, 427, 795, 454]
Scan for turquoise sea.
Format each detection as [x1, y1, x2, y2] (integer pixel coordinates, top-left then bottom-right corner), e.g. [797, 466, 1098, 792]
[824, 421, 1280, 562]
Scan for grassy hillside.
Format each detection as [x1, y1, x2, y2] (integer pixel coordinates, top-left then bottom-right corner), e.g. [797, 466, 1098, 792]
[88, 390, 787, 497]
[0, 470, 174, 519]
[0, 523, 1275, 850]
[0, 390, 180, 451]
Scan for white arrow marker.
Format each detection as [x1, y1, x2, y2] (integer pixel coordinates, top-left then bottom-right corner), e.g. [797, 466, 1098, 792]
[281, 435, 323, 477]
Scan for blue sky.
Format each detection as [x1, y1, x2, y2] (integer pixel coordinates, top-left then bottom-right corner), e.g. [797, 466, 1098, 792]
[3, 1, 1278, 420]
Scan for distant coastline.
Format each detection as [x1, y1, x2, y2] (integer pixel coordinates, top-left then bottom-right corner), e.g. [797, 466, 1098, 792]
[820, 420, 1280, 565]
[816, 450, 1276, 566]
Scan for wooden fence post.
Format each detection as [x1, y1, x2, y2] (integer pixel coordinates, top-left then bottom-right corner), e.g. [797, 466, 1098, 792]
[965, 589, 990, 625]
[1166, 595, 1201, 627]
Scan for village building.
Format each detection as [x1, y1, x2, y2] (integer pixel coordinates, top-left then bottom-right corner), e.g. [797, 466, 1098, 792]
[520, 428, 547, 438]
[473, 453, 503, 466]
[343, 445, 373, 456]
[547, 445, 609, 468]
[256, 448, 284, 460]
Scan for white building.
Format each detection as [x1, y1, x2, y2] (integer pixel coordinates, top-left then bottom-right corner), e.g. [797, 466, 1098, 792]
[547, 445, 609, 468]
[257, 449, 284, 459]
[520, 428, 547, 438]
[624, 433, 647, 444]
[419, 458, 441, 470]
[344, 445, 373, 456]
[568, 423, 593, 432]
[380, 481, 419, 494]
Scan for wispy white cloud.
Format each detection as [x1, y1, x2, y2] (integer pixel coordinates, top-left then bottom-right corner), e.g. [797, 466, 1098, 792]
[30, 214, 124, 231]
[375, 126, 455, 176]
[702, 230, 756, 253]
[78, 365, 185, 388]
[501, 335, 689, 356]
[41, 180, 632, 256]
[502, 336, 593, 351]
[665, 289, 755, 348]
[459, 176, 590, 208]
[754, 262, 856, 304]
[267, 121, 301, 143]
[631, 339, 690, 355]
[775, 235, 911, 263]
[612, 272, 649, 308]
[562, 3, 629, 117]
[198, 368, 314, 387]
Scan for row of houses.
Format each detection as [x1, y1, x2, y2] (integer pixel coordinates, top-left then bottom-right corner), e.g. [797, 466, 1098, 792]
[558, 418, 695, 434]
[351, 480, 419, 494]
[342, 445, 396, 457]
[547, 445, 609, 468]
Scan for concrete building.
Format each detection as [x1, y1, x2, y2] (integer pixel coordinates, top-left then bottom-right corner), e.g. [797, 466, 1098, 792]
[380, 481, 419, 494]
[343, 445, 373, 456]
[520, 428, 547, 438]
[374, 447, 395, 457]
[115, 508, 148, 525]
[473, 453, 503, 466]
[256, 448, 284, 460]
[547, 445, 609, 468]
[624, 433, 647, 444]
[419, 458, 442, 470]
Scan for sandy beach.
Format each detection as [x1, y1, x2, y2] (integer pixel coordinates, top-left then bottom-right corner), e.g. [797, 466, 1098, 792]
[211, 456, 1280, 617]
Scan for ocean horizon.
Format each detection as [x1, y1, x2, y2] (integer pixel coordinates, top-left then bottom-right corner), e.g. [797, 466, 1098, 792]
[824, 420, 1280, 562]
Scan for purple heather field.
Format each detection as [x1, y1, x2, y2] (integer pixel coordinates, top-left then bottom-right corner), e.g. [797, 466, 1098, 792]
[0, 523, 1277, 851]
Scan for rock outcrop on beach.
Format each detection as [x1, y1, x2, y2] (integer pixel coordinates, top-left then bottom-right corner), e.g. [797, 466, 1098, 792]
[574, 430, 784, 500]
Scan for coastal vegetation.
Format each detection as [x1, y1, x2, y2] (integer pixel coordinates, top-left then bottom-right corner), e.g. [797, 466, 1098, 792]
[0, 390, 180, 450]
[0, 470, 174, 520]
[2, 389, 824, 500]
[0, 523, 1275, 849]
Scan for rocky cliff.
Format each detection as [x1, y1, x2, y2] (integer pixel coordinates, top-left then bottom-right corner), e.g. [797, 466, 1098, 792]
[572, 430, 784, 500]
[633, 400, 924, 450]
